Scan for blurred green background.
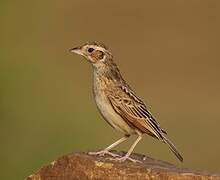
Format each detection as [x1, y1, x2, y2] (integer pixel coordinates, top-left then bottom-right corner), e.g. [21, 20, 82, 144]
[1, 0, 220, 179]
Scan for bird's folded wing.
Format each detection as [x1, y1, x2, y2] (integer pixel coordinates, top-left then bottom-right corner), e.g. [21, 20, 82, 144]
[107, 89, 165, 140]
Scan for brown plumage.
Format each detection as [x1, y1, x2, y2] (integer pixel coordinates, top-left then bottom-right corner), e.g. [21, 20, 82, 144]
[70, 41, 183, 162]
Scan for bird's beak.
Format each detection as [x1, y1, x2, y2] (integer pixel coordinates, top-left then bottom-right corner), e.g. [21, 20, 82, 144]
[69, 46, 83, 56]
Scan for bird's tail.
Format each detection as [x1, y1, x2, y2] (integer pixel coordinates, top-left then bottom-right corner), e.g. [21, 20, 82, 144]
[162, 135, 183, 162]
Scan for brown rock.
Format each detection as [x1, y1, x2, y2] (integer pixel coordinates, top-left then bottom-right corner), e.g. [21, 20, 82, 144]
[26, 151, 220, 180]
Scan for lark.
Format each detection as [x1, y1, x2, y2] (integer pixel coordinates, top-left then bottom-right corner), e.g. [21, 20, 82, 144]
[70, 42, 183, 163]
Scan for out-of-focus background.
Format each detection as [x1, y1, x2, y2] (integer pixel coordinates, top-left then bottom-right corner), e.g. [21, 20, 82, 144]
[1, 1, 220, 179]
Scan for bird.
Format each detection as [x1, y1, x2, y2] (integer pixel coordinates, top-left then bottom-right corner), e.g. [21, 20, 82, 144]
[69, 41, 183, 163]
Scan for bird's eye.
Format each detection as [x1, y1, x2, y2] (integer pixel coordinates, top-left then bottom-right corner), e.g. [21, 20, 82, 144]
[88, 48, 94, 53]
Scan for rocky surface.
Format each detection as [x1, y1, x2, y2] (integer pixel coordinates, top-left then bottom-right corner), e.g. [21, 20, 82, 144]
[26, 151, 220, 180]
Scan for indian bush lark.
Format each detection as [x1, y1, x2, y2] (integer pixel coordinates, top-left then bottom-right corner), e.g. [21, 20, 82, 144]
[70, 42, 183, 163]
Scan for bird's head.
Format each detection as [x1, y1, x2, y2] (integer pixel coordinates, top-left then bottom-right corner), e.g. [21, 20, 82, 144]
[70, 42, 112, 65]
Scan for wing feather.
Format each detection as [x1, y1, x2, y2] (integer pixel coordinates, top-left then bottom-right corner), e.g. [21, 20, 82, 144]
[107, 86, 166, 139]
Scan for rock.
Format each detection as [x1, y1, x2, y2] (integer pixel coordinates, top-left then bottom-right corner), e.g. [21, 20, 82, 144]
[26, 151, 220, 180]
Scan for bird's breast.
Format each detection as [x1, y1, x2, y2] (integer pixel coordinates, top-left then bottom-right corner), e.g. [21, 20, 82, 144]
[93, 74, 134, 134]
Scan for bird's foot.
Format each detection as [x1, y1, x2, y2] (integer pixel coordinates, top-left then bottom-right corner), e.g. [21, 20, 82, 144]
[112, 155, 142, 163]
[88, 150, 120, 157]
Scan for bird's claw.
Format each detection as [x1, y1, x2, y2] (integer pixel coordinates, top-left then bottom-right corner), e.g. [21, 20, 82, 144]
[88, 150, 121, 157]
[112, 156, 142, 163]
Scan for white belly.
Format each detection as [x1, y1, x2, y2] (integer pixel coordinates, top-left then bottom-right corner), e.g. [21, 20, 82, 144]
[94, 86, 134, 135]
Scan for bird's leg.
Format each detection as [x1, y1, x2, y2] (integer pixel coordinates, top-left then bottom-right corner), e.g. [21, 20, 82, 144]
[89, 135, 130, 157]
[114, 134, 142, 163]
